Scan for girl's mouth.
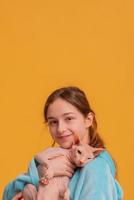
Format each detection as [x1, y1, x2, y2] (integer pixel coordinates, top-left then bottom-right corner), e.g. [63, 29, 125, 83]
[59, 134, 73, 141]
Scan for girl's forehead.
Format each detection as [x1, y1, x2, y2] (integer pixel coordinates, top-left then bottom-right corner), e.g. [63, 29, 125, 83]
[48, 98, 77, 112]
[47, 98, 82, 118]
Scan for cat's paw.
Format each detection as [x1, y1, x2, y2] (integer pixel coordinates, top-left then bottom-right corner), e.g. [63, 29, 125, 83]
[44, 165, 54, 179]
[63, 188, 70, 200]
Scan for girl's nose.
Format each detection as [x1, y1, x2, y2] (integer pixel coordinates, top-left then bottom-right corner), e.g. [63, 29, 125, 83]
[57, 121, 66, 135]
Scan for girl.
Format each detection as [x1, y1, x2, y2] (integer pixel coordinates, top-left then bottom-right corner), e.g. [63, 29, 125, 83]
[3, 86, 123, 200]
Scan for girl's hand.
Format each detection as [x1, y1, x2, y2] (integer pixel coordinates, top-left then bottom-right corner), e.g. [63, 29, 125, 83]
[38, 155, 75, 179]
[12, 192, 23, 200]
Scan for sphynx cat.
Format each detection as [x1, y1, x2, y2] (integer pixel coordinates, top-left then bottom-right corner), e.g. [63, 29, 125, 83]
[22, 135, 104, 200]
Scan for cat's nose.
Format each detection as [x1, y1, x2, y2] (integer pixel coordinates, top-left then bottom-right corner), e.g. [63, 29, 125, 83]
[79, 160, 84, 165]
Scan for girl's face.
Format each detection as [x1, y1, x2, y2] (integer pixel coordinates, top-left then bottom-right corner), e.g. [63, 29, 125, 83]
[46, 98, 93, 148]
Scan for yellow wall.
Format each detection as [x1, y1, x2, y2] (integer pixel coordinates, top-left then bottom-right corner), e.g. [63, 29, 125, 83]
[0, 0, 133, 199]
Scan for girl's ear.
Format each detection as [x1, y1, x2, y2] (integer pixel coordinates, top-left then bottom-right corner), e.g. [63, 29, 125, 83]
[85, 112, 94, 128]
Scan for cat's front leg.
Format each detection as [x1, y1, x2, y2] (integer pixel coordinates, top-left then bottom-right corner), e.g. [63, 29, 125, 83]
[38, 162, 54, 185]
[43, 163, 54, 179]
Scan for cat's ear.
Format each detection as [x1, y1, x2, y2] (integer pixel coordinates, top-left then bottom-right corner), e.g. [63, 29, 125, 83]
[86, 146, 104, 159]
[73, 133, 80, 145]
[92, 148, 104, 157]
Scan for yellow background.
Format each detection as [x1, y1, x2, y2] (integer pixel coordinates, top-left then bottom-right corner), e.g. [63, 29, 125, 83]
[0, 0, 133, 199]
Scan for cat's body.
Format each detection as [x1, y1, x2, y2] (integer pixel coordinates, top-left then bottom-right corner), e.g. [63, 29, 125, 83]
[23, 141, 103, 200]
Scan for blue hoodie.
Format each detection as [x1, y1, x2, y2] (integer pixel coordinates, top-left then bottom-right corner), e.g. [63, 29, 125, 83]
[3, 150, 123, 200]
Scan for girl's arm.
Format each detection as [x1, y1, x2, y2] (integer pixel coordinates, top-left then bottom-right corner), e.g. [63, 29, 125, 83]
[3, 159, 39, 200]
[3, 154, 75, 200]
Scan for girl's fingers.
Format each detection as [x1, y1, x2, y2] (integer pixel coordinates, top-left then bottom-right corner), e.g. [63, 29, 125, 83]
[12, 192, 23, 200]
[65, 160, 76, 169]
[48, 154, 64, 160]
[64, 171, 74, 178]
[65, 166, 74, 174]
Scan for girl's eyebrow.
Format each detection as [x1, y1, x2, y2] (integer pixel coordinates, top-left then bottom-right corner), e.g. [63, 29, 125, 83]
[47, 112, 75, 120]
[63, 112, 75, 116]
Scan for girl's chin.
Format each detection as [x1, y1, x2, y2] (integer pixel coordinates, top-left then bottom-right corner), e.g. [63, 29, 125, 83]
[57, 134, 74, 149]
[60, 141, 73, 149]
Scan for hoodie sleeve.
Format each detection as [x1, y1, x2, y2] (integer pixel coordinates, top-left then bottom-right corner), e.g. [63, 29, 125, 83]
[79, 159, 118, 200]
[2, 159, 39, 200]
[69, 152, 123, 200]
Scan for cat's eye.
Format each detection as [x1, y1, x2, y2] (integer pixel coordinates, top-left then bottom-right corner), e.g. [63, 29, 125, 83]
[77, 150, 82, 154]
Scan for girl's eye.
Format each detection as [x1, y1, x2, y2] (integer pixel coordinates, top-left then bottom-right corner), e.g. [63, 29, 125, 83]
[48, 121, 58, 126]
[67, 117, 72, 120]
[66, 117, 74, 121]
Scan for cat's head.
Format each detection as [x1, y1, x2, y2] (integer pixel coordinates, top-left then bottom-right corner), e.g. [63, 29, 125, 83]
[70, 134, 104, 167]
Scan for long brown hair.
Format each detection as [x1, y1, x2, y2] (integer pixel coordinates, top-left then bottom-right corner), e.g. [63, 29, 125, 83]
[44, 86, 105, 148]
